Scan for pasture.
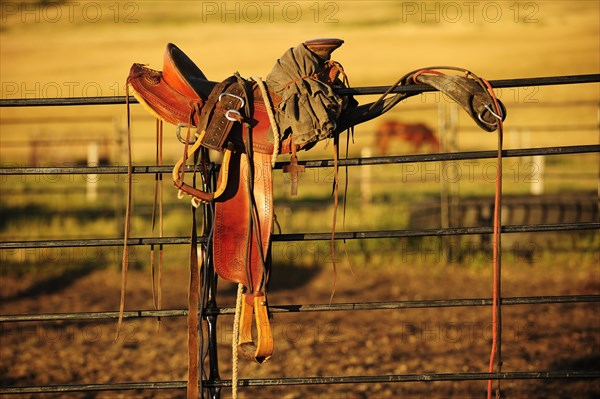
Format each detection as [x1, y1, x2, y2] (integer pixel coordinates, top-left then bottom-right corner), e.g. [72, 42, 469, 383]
[1, 1, 599, 398]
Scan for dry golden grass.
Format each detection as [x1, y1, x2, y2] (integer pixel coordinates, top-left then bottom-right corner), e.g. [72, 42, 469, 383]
[1, 1, 598, 159]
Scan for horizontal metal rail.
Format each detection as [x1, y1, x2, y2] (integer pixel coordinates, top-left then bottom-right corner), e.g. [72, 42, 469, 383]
[1, 295, 598, 323]
[0, 74, 598, 107]
[1, 144, 598, 176]
[1, 222, 598, 250]
[1, 371, 598, 394]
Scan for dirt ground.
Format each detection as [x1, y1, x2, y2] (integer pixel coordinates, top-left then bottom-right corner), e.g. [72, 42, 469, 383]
[1, 255, 599, 399]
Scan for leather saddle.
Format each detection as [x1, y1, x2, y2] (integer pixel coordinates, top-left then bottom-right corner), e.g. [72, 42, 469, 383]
[127, 39, 350, 366]
[125, 39, 506, 397]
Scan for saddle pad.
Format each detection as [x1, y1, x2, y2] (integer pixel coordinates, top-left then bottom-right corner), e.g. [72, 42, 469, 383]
[266, 42, 348, 147]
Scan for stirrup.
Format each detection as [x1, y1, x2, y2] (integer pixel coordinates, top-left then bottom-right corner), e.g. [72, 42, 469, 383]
[238, 292, 273, 363]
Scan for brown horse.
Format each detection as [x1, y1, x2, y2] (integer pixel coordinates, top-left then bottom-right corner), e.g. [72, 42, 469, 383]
[375, 120, 440, 154]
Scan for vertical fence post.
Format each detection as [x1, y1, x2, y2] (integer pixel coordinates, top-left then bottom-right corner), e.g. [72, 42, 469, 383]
[114, 117, 125, 236]
[439, 103, 449, 232]
[87, 141, 99, 202]
[361, 147, 372, 203]
[439, 103, 461, 261]
[530, 155, 545, 195]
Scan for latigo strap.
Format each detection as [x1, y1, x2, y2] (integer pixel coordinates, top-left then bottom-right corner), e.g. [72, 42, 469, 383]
[198, 77, 247, 151]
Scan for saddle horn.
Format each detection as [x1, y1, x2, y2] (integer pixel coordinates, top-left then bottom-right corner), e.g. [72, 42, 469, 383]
[304, 38, 344, 60]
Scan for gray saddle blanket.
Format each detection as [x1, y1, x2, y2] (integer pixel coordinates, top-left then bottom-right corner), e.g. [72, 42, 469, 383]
[266, 43, 350, 147]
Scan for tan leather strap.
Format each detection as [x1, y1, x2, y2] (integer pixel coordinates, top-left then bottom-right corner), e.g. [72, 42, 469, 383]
[238, 292, 273, 363]
[173, 128, 212, 203]
[172, 130, 233, 204]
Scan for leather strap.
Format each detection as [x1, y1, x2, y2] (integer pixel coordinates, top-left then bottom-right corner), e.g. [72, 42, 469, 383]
[150, 119, 164, 330]
[187, 205, 200, 399]
[282, 138, 305, 196]
[199, 76, 247, 151]
[412, 70, 505, 132]
[116, 84, 134, 341]
[172, 129, 235, 204]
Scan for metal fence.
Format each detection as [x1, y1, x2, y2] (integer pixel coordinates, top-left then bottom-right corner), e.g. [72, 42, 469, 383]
[1, 74, 599, 397]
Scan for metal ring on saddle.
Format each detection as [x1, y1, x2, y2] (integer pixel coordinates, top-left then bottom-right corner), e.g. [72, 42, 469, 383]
[477, 104, 504, 128]
[484, 104, 504, 121]
[225, 109, 243, 122]
[176, 123, 197, 144]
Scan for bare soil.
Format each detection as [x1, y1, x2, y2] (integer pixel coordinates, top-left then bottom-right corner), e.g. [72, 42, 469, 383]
[1, 257, 599, 399]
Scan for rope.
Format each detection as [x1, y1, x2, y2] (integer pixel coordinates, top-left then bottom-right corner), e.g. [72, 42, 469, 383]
[232, 283, 244, 399]
[252, 76, 281, 167]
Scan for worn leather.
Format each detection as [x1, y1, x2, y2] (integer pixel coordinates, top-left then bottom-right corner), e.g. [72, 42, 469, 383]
[413, 73, 505, 132]
[335, 67, 506, 133]
[128, 63, 203, 126]
[198, 77, 247, 151]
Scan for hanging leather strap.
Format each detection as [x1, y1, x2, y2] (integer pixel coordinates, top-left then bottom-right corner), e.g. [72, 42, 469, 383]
[187, 208, 200, 399]
[150, 119, 164, 331]
[172, 129, 234, 204]
[116, 84, 134, 341]
[282, 139, 305, 196]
